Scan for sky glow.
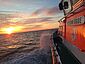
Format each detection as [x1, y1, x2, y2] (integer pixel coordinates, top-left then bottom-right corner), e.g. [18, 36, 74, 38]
[0, 0, 64, 34]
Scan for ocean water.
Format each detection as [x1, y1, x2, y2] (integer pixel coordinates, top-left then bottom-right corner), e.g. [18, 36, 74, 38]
[0, 29, 56, 64]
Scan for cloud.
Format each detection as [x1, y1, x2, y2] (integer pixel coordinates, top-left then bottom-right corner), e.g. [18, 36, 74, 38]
[0, 0, 15, 6]
[24, 24, 42, 30]
[18, 17, 55, 24]
[22, 21, 59, 32]
[0, 14, 56, 28]
[31, 8, 44, 16]
[45, 6, 60, 15]
[0, 12, 57, 27]
[31, 6, 61, 16]
[0, 17, 59, 34]
[31, 8, 45, 16]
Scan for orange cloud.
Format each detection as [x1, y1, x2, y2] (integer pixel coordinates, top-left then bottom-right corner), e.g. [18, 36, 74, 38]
[22, 21, 59, 32]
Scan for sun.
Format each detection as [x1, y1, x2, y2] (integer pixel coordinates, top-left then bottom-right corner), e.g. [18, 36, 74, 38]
[0, 26, 24, 34]
[4, 27, 15, 34]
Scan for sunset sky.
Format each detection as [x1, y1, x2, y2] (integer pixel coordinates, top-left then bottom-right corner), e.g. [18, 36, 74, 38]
[0, 0, 64, 34]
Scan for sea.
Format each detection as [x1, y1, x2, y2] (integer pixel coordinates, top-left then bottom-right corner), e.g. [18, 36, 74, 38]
[0, 29, 56, 64]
